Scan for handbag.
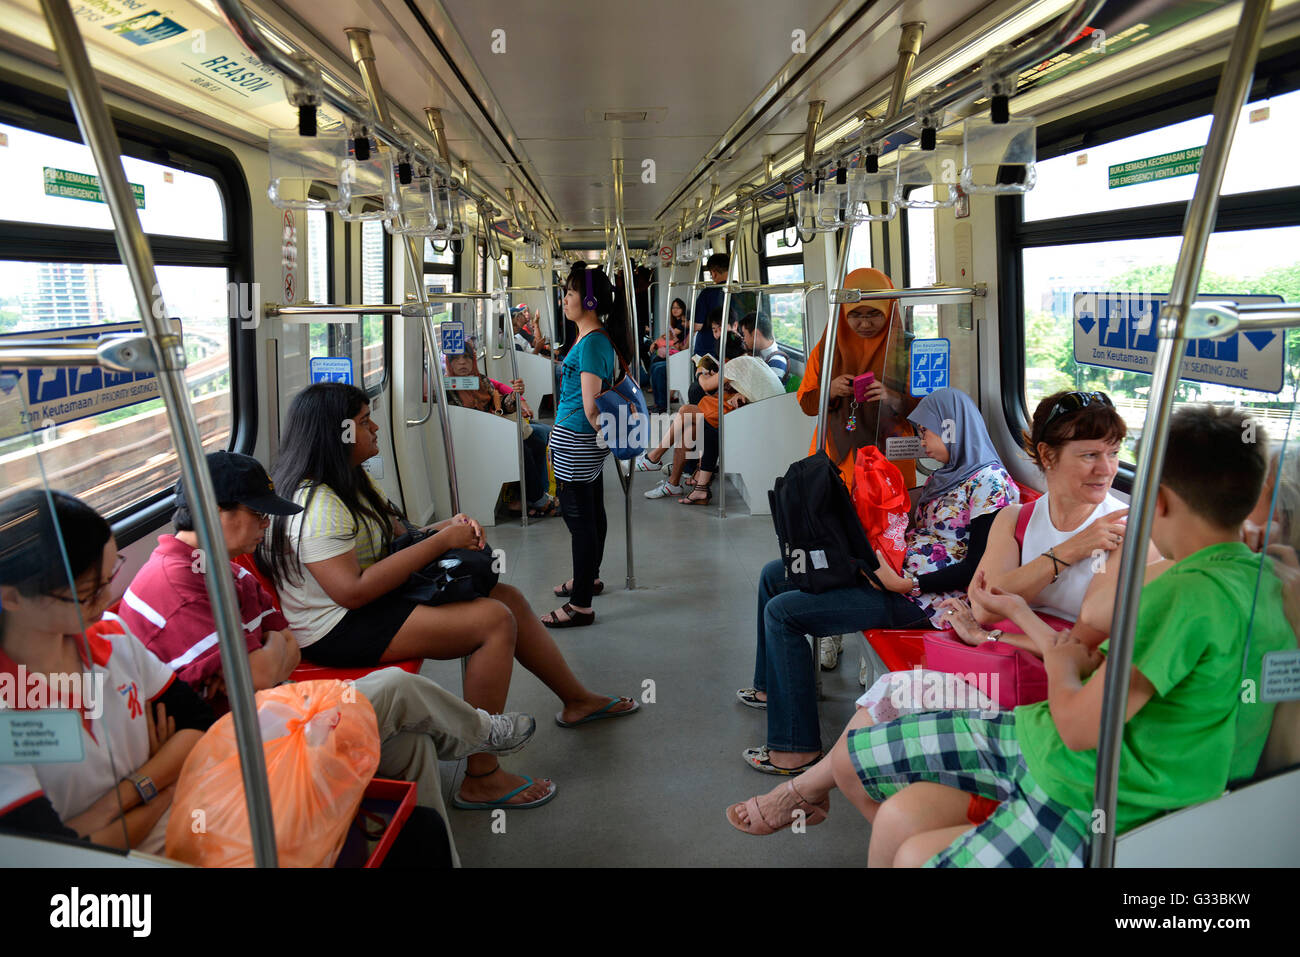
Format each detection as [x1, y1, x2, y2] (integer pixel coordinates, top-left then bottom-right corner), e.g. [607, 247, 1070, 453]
[591, 329, 649, 460]
[852, 446, 910, 575]
[559, 328, 649, 460]
[391, 527, 499, 606]
[922, 630, 1048, 710]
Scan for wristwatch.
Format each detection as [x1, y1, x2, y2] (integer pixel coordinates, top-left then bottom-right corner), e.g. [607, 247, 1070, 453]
[127, 773, 157, 805]
[907, 575, 922, 597]
[984, 629, 1004, 643]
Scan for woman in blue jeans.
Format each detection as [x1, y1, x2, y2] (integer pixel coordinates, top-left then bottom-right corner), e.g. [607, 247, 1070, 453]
[734, 387, 1018, 777]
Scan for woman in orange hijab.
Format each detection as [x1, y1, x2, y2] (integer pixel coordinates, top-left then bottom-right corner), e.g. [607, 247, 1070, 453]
[796, 267, 919, 489]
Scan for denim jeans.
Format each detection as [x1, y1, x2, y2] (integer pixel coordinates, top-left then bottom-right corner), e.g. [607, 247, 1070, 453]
[650, 360, 668, 409]
[753, 558, 930, 753]
[556, 471, 607, 606]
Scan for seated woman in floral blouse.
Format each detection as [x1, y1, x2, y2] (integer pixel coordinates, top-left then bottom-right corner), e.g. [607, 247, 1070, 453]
[727, 386, 1018, 833]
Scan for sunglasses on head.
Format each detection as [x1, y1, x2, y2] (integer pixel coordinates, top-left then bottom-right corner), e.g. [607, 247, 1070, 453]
[1043, 391, 1113, 430]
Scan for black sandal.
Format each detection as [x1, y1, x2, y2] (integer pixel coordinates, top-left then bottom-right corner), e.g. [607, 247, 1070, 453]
[541, 602, 595, 629]
[529, 498, 560, 518]
[678, 482, 713, 506]
[554, 579, 604, 598]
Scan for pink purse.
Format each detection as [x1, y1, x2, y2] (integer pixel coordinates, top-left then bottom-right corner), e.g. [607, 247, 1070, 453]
[922, 630, 1048, 711]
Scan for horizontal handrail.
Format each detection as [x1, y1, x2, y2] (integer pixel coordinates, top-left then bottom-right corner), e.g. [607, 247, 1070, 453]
[724, 282, 825, 294]
[829, 284, 981, 303]
[0, 335, 155, 371]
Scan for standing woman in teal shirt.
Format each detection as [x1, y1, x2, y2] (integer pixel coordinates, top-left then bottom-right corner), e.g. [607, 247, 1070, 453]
[544, 263, 622, 628]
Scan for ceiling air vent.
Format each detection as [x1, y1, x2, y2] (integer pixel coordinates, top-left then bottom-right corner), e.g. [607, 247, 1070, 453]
[585, 107, 667, 124]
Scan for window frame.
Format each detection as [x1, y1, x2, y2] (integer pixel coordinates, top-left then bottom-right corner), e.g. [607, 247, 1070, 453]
[424, 237, 461, 293]
[358, 218, 393, 398]
[306, 194, 344, 361]
[0, 70, 255, 544]
[757, 220, 807, 359]
[996, 45, 1300, 489]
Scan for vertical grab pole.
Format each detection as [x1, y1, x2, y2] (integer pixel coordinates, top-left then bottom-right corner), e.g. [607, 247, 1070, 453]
[613, 158, 639, 589]
[663, 260, 678, 409]
[815, 217, 853, 464]
[615, 217, 639, 589]
[716, 202, 745, 518]
[346, 29, 461, 512]
[490, 260, 529, 528]
[1089, 0, 1271, 869]
[38, 0, 278, 865]
[405, 241, 461, 515]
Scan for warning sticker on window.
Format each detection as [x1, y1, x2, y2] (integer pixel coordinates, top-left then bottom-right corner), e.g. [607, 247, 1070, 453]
[886, 436, 924, 459]
[1262, 649, 1300, 702]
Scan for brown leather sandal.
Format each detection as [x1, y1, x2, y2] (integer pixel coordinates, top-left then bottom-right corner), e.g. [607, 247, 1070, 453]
[540, 602, 595, 628]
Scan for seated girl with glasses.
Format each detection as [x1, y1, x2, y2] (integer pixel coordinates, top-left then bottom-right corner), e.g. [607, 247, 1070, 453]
[0, 490, 215, 853]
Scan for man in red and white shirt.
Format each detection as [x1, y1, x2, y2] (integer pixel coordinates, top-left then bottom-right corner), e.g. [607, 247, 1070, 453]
[119, 451, 301, 708]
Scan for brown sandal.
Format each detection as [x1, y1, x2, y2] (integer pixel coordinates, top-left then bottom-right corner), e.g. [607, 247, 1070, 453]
[541, 602, 595, 628]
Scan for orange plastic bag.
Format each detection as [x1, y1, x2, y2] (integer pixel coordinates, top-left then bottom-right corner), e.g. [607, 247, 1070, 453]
[852, 446, 910, 575]
[166, 679, 380, 868]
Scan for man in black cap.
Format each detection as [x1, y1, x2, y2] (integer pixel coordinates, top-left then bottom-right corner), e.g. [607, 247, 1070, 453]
[119, 451, 535, 866]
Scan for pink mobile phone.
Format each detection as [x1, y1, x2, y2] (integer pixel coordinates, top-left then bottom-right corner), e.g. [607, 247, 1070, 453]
[853, 371, 875, 403]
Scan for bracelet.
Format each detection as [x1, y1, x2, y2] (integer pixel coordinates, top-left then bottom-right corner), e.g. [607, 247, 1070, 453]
[1042, 547, 1072, 583]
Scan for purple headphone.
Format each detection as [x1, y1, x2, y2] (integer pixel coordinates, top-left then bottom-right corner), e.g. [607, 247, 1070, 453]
[583, 266, 598, 311]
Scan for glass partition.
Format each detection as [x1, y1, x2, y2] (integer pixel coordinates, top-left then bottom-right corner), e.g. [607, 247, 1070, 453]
[0, 372, 141, 858]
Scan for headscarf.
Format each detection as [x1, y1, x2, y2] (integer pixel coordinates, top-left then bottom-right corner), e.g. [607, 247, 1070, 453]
[909, 387, 1004, 508]
[797, 267, 902, 467]
[445, 341, 498, 412]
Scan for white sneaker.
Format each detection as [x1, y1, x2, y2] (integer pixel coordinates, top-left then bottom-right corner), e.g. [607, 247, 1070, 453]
[644, 480, 684, 499]
[819, 634, 843, 671]
[478, 711, 536, 755]
[635, 454, 662, 472]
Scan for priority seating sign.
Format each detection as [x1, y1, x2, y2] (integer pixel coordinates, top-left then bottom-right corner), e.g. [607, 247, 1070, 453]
[1072, 292, 1284, 393]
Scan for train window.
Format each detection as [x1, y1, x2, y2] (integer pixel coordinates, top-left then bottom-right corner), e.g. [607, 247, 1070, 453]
[844, 224, 873, 274]
[1021, 224, 1300, 458]
[305, 206, 334, 357]
[0, 261, 232, 516]
[360, 219, 390, 394]
[1024, 87, 1300, 223]
[764, 229, 801, 258]
[424, 237, 460, 292]
[905, 187, 939, 339]
[0, 121, 225, 240]
[759, 224, 806, 355]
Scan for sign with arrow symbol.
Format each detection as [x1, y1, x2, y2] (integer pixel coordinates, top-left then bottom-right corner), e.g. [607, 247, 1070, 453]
[1071, 292, 1284, 393]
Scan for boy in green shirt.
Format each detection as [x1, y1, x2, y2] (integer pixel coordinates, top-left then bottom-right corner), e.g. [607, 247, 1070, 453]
[834, 404, 1295, 866]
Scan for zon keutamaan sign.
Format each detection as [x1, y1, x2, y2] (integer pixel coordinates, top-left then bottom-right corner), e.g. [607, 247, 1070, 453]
[1108, 147, 1203, 189]
[43, 167, 146, 209]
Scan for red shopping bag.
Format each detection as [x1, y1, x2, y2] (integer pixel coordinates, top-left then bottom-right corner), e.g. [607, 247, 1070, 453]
[166, 679, 380, 868]
[852, 446, 910, 575]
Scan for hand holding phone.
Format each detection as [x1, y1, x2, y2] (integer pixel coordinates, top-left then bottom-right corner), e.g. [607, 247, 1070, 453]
[853, 371, 876, 403]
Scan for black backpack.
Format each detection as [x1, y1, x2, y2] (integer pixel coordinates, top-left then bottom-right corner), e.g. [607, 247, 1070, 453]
[768, 451, 884, 594]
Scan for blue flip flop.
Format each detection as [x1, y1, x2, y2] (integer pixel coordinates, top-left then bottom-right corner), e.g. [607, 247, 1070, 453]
[451, 775, 557, 810]
[555, 696, 640, 728]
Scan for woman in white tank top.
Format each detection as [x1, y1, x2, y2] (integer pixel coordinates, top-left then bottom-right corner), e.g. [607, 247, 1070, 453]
[1016, 489, 1128, 623]
[969, 391, 1135, 630]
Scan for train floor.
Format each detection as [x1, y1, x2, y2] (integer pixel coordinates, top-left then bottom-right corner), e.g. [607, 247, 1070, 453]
[418, 459, 879, 867]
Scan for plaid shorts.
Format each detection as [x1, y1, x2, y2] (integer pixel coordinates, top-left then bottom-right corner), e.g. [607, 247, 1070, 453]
[846, 711, 1092, 867]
